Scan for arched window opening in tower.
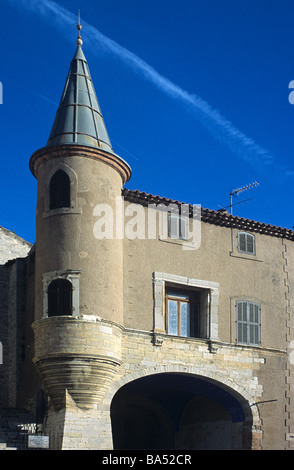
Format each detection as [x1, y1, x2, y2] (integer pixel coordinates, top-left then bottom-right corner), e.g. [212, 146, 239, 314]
[48, 279, 73, 317]
[49, 169, 71, 210]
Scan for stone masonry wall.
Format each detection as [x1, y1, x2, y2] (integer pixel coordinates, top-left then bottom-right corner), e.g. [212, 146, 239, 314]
[43, 319, 286, 450]
[0, 227, 32, 408]
[0, 259, 28, 408]
[0, 263, 9, 406]
[0, 226, 32, 265]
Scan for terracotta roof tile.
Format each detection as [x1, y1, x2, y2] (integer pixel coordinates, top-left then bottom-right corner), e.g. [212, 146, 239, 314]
[122, 189, 294, 241]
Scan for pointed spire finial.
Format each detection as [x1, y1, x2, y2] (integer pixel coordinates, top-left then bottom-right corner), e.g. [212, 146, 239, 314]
[76, 10, 83, 46]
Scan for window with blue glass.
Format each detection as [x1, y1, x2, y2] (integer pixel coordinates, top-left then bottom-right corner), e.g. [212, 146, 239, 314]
[166, 289, 200, 338]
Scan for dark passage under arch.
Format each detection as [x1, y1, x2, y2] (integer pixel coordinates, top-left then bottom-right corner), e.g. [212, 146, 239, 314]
[111, 373, 252, 450]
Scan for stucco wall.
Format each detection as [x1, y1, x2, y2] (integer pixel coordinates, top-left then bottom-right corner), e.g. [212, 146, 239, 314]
[122, 201, 288, 352]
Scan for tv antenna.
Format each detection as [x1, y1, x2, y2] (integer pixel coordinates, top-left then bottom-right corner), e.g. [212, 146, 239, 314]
[229, 181, 259, 215]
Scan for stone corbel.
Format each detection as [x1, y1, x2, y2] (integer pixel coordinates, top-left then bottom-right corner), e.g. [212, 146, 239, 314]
[152, 332, 164, 347]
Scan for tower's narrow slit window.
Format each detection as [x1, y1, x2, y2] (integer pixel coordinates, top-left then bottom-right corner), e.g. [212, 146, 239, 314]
[49, 169, 71, 210]
[48, 279, 73, 317]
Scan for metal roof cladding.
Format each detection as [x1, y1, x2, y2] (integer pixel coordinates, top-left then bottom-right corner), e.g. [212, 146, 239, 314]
[46, 20, 114, 153]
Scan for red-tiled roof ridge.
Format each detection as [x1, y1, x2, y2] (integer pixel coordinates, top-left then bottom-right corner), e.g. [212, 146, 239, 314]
[122, 188, 294, 240]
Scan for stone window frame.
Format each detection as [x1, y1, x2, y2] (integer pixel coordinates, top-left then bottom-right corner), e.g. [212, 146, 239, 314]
[153, 272, 219, 341]
[43, 163, 82, 218]
[42, 270, 81, 318]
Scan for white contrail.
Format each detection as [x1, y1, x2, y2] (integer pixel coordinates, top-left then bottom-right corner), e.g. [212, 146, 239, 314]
[6, 0, 274, 169]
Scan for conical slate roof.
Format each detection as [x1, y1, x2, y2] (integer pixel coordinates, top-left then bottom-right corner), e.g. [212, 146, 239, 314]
[47, 33, 113, 153]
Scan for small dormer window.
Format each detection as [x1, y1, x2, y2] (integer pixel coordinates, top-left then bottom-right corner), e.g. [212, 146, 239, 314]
[168, 214, 188, 241]
[49, 170, 70, 210]
[238, 232, 255, 255]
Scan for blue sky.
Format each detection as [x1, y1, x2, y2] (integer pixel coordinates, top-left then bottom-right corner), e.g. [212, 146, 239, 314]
[1, 0, 294, 244]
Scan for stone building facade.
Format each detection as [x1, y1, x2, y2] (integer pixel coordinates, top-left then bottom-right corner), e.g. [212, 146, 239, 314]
[1, 26, 294, 450]
[0, 228, 32, 407]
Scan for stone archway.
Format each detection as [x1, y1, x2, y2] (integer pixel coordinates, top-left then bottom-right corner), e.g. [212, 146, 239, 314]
[110, 372, 256, 450]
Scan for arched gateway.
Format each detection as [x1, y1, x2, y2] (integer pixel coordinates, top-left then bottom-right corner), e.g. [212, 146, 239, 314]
[110, 372, 255, 450]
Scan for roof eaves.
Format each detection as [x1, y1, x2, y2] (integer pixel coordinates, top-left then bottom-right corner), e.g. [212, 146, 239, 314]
[122, 189, 294, 241]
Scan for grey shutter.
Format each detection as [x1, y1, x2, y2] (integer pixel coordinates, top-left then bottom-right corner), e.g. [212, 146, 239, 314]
[236, 301, 248, 343]
[238, 233, 246, 252]
[238, 232, 255, 254]
[237, 301, 260, 345]
[249, 302, 260, 345]
[246, 234, 255, 254]
[168, 214, 179, 239]
[179, 216, 188, 240]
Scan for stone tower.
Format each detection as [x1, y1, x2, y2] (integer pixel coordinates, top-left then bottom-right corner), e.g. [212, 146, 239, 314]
[2, 18, 292, 452]
[29, 23, 131, 430]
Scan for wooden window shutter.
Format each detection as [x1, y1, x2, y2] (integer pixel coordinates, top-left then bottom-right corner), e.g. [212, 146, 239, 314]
[238, 232, 255, 254]
[168, 214, 180, 239]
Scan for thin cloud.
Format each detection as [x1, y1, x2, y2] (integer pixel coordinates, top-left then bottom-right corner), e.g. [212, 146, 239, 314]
[6, 0, 275, 170]
[17, 82, 59, 106]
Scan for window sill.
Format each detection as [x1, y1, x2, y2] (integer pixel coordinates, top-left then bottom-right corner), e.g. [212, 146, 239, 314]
[159, 235, 197, 250]
[229, 251, 263, 262]
[153, 331, 208, 345]
[43, 207, 82, 219]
